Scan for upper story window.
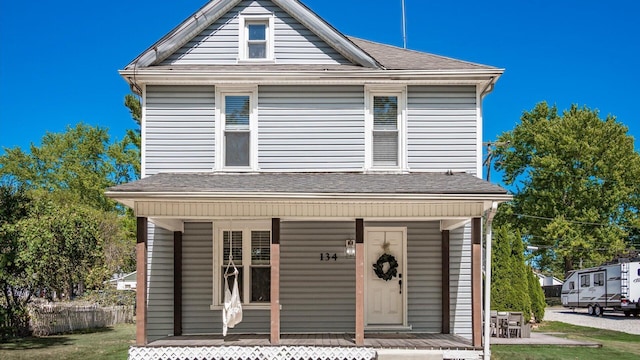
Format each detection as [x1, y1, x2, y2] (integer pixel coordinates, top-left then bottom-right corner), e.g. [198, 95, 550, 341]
[215, 87, 258, 170]
[365, 87, 406, 170]
[239, 15, 274, 61]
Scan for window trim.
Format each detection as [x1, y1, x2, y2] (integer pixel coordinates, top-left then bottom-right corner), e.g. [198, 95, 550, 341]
[215, 86, 259, 171]
[364, 86, 407, 171]
[238, 15, 274, 62]
[211, 220, 272, 310]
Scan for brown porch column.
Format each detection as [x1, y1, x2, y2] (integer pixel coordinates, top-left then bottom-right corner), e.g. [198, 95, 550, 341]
[441, 230, 450, 334]
[173, 231, 182, 336]
[355, 218, 365, 346]
[270, 218, 281, 344]
[471, 217, 482, 347]
[136, 217, 148, 346]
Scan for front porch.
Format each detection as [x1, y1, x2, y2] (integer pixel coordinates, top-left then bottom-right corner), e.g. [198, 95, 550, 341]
[130, 332, 480, 360]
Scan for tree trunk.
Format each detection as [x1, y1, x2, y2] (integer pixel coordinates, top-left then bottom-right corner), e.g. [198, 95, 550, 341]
[564, 256, 574, 278]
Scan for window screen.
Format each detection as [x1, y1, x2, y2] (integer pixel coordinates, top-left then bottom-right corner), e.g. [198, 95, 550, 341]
[372, 96, 398, 166]
[225, 95, 250, 167]
[247, 23, 267, 59]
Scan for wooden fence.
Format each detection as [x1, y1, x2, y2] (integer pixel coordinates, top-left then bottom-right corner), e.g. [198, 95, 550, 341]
[29, 303, 134, 336]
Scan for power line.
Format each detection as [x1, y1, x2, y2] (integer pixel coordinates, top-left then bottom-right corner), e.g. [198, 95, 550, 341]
[512, 213, 640, 230]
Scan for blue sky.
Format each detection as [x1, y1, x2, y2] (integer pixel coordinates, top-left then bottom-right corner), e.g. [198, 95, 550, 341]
[1, 0, 638, 183]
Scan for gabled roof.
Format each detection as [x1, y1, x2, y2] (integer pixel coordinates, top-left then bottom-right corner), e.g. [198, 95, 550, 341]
[125, 0, 382, 70]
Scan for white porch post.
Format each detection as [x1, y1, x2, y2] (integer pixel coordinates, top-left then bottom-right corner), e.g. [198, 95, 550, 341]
[483, 202, 498, 359]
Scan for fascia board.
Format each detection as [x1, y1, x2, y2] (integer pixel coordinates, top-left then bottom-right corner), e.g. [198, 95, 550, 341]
[119, 68, 504, 84]
[124, 0, 243, 69]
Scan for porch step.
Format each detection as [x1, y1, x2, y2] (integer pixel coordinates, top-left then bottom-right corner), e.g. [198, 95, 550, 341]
[376, 349, 443, 360]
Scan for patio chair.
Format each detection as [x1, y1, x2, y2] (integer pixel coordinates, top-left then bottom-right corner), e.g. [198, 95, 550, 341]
[506, 312, 522, 338]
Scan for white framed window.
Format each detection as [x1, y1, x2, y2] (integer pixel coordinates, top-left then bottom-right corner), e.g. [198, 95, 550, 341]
[215, 87, 258, 170]
[239, 15, 274, 61]
[365, 87, 406, 170]
[211, 221, 271, 309]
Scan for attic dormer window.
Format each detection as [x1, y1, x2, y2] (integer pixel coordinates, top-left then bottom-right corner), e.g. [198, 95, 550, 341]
[239, 16, 274, 61]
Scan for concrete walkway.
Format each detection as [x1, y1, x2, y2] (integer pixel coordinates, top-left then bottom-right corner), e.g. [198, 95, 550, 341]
[490, 332, 601, 347]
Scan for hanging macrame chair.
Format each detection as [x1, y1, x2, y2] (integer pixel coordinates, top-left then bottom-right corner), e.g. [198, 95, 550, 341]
[222, 228, 243, 336]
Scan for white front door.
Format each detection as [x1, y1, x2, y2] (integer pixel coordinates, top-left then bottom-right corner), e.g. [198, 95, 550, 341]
[365, 227, 406, 326]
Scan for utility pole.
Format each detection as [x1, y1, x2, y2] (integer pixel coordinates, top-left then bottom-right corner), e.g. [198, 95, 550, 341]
[482, 141, 509, 182]
[401, 0, 407, 48]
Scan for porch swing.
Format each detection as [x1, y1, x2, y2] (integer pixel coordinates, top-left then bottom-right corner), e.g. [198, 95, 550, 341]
[222, 227, 242, 336]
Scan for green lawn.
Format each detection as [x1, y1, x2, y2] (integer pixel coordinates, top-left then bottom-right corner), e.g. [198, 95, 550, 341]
[1, 321, 638, 360]
[0, 323, 134, 360]
[492, 321, 640, 360]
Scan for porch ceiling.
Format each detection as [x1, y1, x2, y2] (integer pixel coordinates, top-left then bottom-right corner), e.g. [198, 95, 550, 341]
[106, 172, 511, 220]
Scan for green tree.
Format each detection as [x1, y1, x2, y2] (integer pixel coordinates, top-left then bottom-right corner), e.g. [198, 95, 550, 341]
[0, 184, 32, 337]
[494, 102, 640, 276]
[15, 195, 103, 299]
[527, 269, 546, 322]
[0, 124, 117, 211]
[491, 224, 531, 316]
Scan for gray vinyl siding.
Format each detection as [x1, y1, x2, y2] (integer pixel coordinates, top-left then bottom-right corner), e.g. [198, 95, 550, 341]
[162, 0, 349, 65]
[182, 222, 269, 335]
[407, 86, 478, 174]
[280, 221, 447, 333]
[146, 223, 174, 341]
[367, 221, 442, 333]
[449, 223, 472, 339]
[145, 85, 215, 175]
[280, 221, 356, 332]
[258, 86, 365, 170]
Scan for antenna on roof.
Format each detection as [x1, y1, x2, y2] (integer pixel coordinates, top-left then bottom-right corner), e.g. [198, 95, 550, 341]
[401, 0, 407, 48]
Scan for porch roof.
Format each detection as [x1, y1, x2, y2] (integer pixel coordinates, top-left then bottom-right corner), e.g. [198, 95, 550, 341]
[106, 172, 510, 226]
[108, 172, 508, 197]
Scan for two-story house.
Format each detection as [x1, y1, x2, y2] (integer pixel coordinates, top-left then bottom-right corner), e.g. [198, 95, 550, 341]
[107, 0, 511, 359]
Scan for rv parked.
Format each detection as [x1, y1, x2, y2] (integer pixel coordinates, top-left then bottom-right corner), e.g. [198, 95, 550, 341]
[561, 260, 640, 317]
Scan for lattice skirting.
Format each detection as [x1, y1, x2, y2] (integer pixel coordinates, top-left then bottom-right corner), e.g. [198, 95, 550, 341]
[128, 346, 377, 360]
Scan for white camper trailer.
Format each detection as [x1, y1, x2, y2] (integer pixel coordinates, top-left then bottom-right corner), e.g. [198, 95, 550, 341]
[561, 260, 640, 316]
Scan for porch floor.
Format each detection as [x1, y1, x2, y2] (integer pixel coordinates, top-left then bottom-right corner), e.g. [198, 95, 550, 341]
[148, 333, 477, 350]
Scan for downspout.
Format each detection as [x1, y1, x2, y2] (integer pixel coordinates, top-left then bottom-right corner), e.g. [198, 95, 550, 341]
[480, 77, 496, 99]
[483, 201, 498, 359]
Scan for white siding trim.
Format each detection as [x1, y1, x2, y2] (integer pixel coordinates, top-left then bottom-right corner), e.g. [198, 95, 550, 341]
[211, 220, 272, 309]
[141, 85, 147, 178]
[238, 14, 275, 62]
[364, 85, 407, 171]
[475, 84, 482, 178]
[215, 86, 259, 171]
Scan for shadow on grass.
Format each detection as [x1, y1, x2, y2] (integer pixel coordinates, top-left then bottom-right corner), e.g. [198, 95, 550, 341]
[0, 327, 115, 351]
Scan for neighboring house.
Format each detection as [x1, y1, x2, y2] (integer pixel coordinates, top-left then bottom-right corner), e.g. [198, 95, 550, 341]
[108, 272, 137, 291]
[106, 0, 511, 359]
[534, 271, 563, 287]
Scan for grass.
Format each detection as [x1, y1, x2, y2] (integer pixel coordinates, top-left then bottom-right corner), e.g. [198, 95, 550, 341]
[0, 323, 134, 360]
[1, 321, 638, 360]
[492, 321, 640, 360]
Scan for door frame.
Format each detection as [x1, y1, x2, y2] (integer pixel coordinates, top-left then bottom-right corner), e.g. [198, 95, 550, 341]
[364, 226, 408, 329]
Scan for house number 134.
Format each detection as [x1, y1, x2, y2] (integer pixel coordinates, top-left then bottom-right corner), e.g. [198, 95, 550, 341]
[320, 253, 338, 261]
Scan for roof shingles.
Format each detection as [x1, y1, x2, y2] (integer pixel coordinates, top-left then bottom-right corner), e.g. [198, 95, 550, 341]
[108, 172, 508, 196]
